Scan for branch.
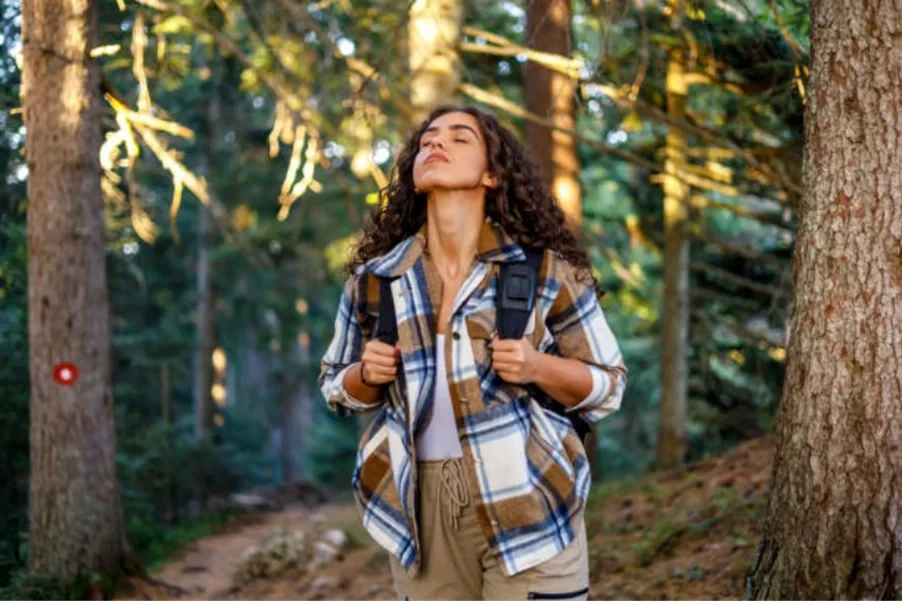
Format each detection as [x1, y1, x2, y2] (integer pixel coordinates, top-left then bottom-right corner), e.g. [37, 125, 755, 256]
[582, 82, 802, 198]
[461, 82, 774, 200]
[689, 231, 788, 266]
[692, 309, 785, 349]
[131, 121, 273, 269]
[459, 82, 660, 172]
[120, 109, 194, 139]
[133, 0, 309, 114]
[104, 75, 274, 268]
[691, 285, 764, 310]
[690, 261, 786, 297]
[267, 0, 409, 112]
[235, 0, 298, 93]
[460, 26, 583, 77]
[689, 194, 795, 230]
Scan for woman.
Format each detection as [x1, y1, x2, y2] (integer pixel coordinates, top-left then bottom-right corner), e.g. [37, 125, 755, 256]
[320, 105, 626, 600]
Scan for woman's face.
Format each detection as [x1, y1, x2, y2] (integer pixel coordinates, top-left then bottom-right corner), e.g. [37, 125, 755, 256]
[412, 111, 497, 194]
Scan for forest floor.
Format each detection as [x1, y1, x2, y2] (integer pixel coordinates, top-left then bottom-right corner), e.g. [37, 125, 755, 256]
[117, 437, 774, 601]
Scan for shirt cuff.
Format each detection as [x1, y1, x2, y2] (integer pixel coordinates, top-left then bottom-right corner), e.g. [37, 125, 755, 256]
[332, 364, 382, 412]
[566, 365, 609, 413]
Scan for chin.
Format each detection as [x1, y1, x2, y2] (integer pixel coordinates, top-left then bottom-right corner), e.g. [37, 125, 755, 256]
[416, 178, 473, 193]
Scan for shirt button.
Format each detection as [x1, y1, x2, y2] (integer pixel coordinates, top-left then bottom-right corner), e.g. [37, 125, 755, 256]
[452, 331, 461, 341]
[490, 519, 499, 527]
[460, 397, 469, 405]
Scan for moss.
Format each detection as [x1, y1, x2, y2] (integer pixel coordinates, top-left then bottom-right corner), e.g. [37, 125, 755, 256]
[632, 518, 688, 566]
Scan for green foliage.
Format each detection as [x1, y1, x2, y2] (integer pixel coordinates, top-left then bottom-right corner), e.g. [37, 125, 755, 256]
[128, 511, 238, 573]
[633, 518, 688, 565]
[306, 406, 359, 488]
[0, 571, 65, 601]
[0, 567, 132, 601]
[0, 220, 28, 578]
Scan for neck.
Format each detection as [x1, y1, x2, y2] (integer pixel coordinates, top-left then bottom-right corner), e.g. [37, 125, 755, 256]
[425, 190, 486, 279]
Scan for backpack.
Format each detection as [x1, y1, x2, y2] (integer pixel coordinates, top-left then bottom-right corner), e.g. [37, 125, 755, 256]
[344, 249, 592, 442]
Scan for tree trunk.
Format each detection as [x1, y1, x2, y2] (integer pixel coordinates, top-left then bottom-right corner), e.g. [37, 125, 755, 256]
[746, 0, 902, 597]
[193, 54, 220, 442]
[408, 0, 464, 127]
[525, 0, 599, 478]
[193, 208, 216, 441]
[22, 0, 128, 582]
[280, 333, 312, 483]
[655, 7, 691, 469]
[240, 326, 270, 412]
[161, 361, 176, 524]
[525, 0, 582, 229]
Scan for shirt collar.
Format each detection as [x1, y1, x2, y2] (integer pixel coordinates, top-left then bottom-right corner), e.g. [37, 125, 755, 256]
[360, 218, 527, 278]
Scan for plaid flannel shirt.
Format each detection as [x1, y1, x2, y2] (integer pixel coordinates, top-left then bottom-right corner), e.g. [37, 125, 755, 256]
[319, 219, 626, 577]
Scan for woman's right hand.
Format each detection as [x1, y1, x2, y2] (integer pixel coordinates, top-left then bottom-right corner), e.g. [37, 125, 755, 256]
[360, 340, 401, 386]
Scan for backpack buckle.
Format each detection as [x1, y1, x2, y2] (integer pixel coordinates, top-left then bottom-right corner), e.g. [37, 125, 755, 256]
[499, 263, 536, 313]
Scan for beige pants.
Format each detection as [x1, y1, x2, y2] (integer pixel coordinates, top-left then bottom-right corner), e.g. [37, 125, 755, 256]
[389, 458, 589, 601]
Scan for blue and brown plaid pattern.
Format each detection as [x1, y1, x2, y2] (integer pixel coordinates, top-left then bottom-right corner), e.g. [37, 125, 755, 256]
[320, 219, 627, 577]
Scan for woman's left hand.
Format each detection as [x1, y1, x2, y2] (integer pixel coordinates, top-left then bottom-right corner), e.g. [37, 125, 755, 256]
[489, 335, 541, 384]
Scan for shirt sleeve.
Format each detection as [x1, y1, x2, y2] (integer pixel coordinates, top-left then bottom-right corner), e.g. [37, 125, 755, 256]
[545, 261, 627, 423]
[318, 274, 384, 413]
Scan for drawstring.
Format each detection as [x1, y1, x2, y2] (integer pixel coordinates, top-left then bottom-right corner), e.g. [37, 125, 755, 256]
[439, 458, 470, 530]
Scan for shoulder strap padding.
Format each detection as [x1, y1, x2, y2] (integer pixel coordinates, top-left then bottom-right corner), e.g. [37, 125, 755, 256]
[496, 248, 544, 340]
[375, 275, 399, 346]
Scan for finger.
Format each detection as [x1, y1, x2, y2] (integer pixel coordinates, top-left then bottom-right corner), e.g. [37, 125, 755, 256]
[361, 356, 398, 368]
[491, 350, 520, 363]
[492, 361, 518, 373]
[367, 365, 397, 378]
[366, 371, 394, 385]
[494, 369, 514, 382]
[363, 351, 399, 368]
[490, 339, 518, 352]
[366, 340, 399, 356]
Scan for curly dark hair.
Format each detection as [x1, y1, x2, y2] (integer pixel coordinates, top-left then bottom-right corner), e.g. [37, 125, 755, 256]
[349, 105, 597, 289]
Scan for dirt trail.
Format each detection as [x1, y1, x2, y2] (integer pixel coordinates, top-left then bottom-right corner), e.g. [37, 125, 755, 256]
[120, 438, 774, 601]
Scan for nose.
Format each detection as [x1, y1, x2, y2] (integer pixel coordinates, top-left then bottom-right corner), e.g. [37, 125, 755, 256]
[425, 137, 445, 150]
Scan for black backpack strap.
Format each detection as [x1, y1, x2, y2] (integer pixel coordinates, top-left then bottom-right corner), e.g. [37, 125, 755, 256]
[336, 275, 397, 418]
[375, 276, 399, 345]
[496, 249, 544, 340]
[496, 249, 592, 443]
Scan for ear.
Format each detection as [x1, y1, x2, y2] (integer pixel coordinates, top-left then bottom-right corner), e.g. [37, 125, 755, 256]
[482, 172, 499, 189]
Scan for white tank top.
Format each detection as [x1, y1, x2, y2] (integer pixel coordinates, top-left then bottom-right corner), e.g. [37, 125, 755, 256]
[416, 334, 464, 460]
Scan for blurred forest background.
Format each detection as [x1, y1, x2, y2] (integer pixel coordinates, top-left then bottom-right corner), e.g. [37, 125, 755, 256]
[1, 0, 809, 594]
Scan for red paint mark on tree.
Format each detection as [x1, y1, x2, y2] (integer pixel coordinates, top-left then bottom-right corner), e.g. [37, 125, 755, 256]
[53, 363, 78, 386]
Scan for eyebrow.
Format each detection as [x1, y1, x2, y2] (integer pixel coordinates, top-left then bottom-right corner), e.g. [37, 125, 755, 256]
[422, 124, 481, 140]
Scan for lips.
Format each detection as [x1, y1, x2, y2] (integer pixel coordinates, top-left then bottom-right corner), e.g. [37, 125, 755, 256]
[424, 152, 449, 164]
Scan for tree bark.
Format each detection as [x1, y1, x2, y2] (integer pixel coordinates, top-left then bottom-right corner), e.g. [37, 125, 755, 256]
[280, 333, 312, 483]
[655, 4, 691, 469]
[193, 54, 220, 442]
[240, 326, 270, 412]
[193, 207, 216, 441]
[525, 0, 599, 477]
[408, 0, 464, 127]
[22, 0, 129, 582]
[746, 0, 902, 596]
[525, 0, 582, 229]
